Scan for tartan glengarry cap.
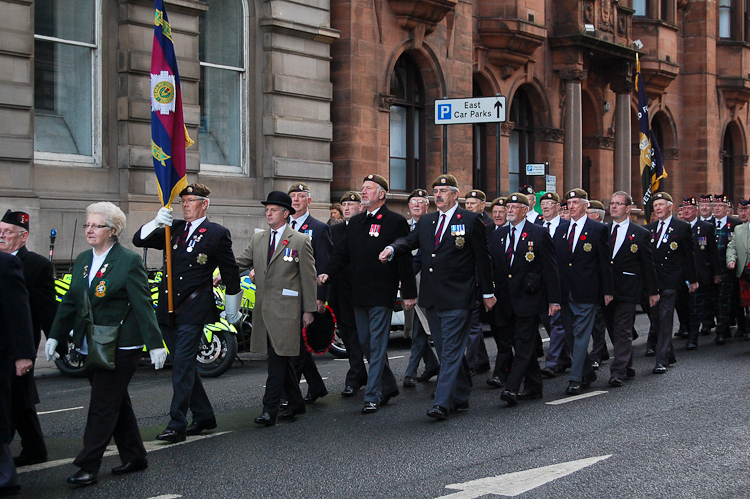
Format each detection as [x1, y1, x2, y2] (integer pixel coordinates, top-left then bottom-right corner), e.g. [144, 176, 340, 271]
[179, 183, 211, 198]
[714, 194, 729, 204]
[432, 174, 458, 188]
[588, 200, 605, 210]
[287, 183, 311, 194]
[340, 191, 362, 203]
[539, 192, 560, 203]
[699, 194, 713, 202]
[566, 188, 589, 201]
[740, 199, 750, 207]
[490, 197, 507, 208]
[519, 184, 535, 196]
[407, 189, 429, 202]
[652, 192, 673, 203]
[466, 190, 486, 201]
[682, 196, 697, 206]
[364, 174, 389, 192]
[1, 210, 29, 231]
[560, 203, 569, 211]
[507, 193, 530, 206]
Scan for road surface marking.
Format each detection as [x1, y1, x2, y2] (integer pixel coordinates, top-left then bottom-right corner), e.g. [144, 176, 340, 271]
[146, 495, 182, 499]
[300, 377, 328, 384]
[38, 406, 84, 415]
[18, 432, 230, 474]
[388, 355, 405, 360]
[438, 454, 612, 498]
[546, 391, 608, 405]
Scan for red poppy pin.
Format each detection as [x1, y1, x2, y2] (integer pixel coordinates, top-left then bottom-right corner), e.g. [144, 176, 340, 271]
[457, 214, 462, 219]
[282, 239, 289, 246]
[628, 234, 634, 240]
[521, 232, 528, 239]
[199, 228, 206, 233]
[376, 214, 383, 220]
[580, 235, 587, 241]
[95, 271, 103, 278]
[301, 225, 308, 231]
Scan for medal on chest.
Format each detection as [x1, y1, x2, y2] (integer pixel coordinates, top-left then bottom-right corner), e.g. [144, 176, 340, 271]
[698, 237, 707, 250]
[283, 248, 299, 262]
[450, 224, 466, 237]
[369, 224, 381, 237]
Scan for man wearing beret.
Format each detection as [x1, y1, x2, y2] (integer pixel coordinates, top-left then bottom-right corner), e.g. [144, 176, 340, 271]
[584, 200, 611, 369]
[381, 175, 495, 420]
[537, 193, 572, 379]
[646, 192, 698, 373]
[520, 185, 544, 226]
[486, 197, 513, 388]
[490, 193, 560, 406]
[463, 190, 494, 376]
[490, 198, 509, 229]
[134, 183, 242, 442]
[696, 194, 717, 333]
[710, 194, 742, 344]
[320, 175, 417, 414]
[0, 211, 56, 466]
[285, 182, 333, 403]
[554, 189, 613, 395]
[235, 192, 317, 425]
[402, 189, 440, 388]
[677, 197, 721, 349]
[327, 191, 369, 396]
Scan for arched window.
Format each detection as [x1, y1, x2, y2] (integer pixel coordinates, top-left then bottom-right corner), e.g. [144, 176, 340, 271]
[34, 0, 99, 163]
[509, 88, 534, 194]
[199, 0, 245, 173]
[389, 55, 425, 192]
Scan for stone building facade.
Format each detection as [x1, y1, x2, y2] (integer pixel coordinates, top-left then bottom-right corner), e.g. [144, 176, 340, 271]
[0, 0, 748, 264]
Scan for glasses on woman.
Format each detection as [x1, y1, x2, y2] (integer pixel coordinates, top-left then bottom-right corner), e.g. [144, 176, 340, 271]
[82, 224, 109, 230]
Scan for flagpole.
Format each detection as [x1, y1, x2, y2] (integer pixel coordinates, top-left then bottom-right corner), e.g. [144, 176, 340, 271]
[165, 225, 175, 327]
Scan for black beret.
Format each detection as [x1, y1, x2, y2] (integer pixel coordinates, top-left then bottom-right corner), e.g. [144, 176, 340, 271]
[1, 210, 29, 231]
[714, 194, 729, 204]
[699, 194, 713, 202]
[519, 184, 535, 196]
[682, 196, 697, 206]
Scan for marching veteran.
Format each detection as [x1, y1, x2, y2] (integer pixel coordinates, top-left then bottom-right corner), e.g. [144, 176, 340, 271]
[236, 192, 317, 426]
[46, 202, 167, 486]
[133, 183, 242, 443]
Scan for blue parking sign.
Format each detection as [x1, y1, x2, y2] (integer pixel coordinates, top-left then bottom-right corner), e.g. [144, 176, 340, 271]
[437, 104, 451, 121]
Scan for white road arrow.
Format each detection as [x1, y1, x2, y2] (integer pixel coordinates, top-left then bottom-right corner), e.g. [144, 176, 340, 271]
[437, 454, 612, 498]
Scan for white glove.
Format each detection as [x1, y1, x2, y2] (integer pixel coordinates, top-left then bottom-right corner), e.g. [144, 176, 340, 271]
[149, 348, 167, 370]
[224, 290, 243, 324]
[155, 207, 173, 227]
[45, 338, 59, 361]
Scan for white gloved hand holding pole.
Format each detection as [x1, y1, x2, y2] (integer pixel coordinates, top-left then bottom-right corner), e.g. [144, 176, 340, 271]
[224, 291, 243, 325]
[44, 338, 59, 361]
[140, 207, 174, 239]
[149, 348, 168, 370]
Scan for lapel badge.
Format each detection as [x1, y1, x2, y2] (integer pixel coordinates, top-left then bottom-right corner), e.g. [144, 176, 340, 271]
[95, 280, 107, 298]
[82, 265, 89, 279]
[670, 241, 678, 250]
[196, 253, 208, 265]
[525, 251, 535, 262]
[583, 243, 592, 252]
[631, 244, 638, 253]
[455, 236, 465, 248]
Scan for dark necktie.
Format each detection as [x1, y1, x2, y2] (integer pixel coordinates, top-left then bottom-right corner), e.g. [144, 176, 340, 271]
[610, 224, 618, 252]
[291, 220, 297, 230]
[568, 223, 576, 253]
[656, 221, 665, 245]
[717, 220, 721, 230]
[435, 214, 446, 249]
[506, 227, 515, 267]
[181, 222, 192, 245]
[268, 230, 277, 263]
[545, 221, 551, 234]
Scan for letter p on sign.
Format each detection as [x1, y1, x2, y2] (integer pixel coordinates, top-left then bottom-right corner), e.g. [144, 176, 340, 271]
[438, 104, 451, 120]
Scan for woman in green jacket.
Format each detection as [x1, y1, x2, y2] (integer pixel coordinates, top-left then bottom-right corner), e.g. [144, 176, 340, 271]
[45, 202, 167, 487]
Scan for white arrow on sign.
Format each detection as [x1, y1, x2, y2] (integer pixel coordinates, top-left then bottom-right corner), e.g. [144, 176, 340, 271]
[436, 454, 612, 498]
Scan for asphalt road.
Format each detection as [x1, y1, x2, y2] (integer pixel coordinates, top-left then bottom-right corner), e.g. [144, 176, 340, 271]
[15, 313, 750, 498]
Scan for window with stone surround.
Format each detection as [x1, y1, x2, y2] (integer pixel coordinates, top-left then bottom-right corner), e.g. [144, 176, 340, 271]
[388, 55, 425, 192]
[33, 0, 99, 164]
[720, 0, 733, 38]
[199, 0, 246, 174]
[633, 0, 647, 16]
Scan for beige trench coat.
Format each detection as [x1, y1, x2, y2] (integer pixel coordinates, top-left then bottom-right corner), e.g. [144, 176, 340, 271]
[236, 224, 317, 356]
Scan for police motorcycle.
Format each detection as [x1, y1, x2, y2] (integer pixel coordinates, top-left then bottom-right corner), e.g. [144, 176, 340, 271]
[52, 269, 347, 378]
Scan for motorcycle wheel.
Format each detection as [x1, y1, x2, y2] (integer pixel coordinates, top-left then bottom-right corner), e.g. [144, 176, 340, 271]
[327, 326, 348, 359]
[196, 329, 238, 378]
[54, 337, 88, 378]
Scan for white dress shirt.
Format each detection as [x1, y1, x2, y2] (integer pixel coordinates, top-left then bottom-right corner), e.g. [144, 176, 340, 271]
[610, 219, 630, 257]
[655, 215, 672, 248]
[567, 215, 586, 251]
[543, 215, 561, 238]
[435, 203, 459, 244]
[290, 211, 310, 230]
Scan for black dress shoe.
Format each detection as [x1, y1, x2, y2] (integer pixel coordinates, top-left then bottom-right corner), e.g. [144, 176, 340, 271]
[668, 357, 677, 366]
[13, 454, 47, 467]
[304, 390, 328, 403]
[474, 364, 491, 374]
[540, 367, 556, 379]
[403, 376, 417, 388]
[486, 376, 505, 388]
[500, 390, 518, 406]
[591, 361, 600, 370]
[416, 368, 439, 382]
[674, 330, 688, 338]
[253, 413, 276, 426]
[653, 364, 667, 374]
[67, 469, 98, 486]
[426, 405, 448, 420]
[450, 401, 469, 412]
[279, 399, 289, 409]
[155, 428, 186, 443]
[186, 417, 217, 436]
[278, 407, 306, 420]
[626, 367, 636, 379]
[686, 341, 697, 350]
[111, 458, 148, 475]
[518, 390, 543, 400]
[715, 335, 726, 345]
[555, 362, 572, 373]
[362, 402, 378, 414]
[0, 484, 20, 496]
[581, 372, 597, 388]
[645, 347, 656, 356]
[341, 385, 358, 397]
[380, 389, 399, 406]
[608, 377, 624, 387]
[566, 382, 582, 395]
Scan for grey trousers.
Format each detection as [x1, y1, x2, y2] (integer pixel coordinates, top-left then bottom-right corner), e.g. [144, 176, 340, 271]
[354, 306, 398, 404]
[562, 300, 597, 383]
[427, 308, 472, 409]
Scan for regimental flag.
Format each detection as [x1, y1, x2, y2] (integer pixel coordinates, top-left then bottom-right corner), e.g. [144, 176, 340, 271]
[150, 0, 193, 209]
[635, 54, 666, 219]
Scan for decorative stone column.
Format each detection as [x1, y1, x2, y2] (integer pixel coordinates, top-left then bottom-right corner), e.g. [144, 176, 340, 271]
[560, 69, 587, 192]
[611, 80, 635, 194]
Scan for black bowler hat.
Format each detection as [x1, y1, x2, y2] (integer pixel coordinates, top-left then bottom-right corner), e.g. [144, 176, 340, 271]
[1, 210, 29, 231]
[261, 191, 296, 215]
